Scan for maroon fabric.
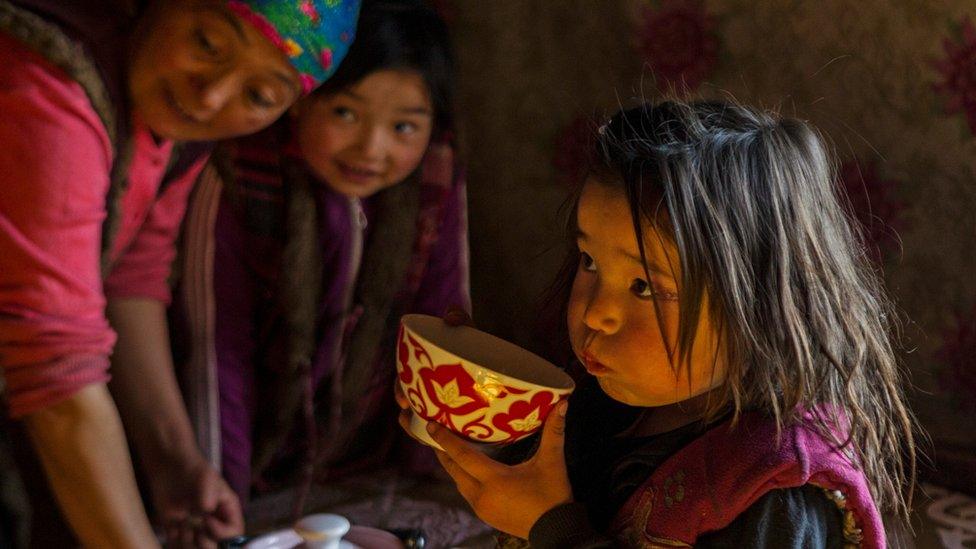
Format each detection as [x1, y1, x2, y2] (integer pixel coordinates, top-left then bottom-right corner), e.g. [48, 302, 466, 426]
[611, 410, 885, 548]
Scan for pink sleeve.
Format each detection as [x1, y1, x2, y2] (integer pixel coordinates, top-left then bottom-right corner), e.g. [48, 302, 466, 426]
[0, 34, 115, 417]
[102, 156, 208, 304]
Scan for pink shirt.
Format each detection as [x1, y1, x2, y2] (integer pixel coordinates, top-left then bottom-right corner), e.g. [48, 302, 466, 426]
[0, 33, 206, 417]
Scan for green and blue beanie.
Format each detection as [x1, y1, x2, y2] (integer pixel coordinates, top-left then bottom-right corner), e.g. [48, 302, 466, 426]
[227, 0, 361, 94]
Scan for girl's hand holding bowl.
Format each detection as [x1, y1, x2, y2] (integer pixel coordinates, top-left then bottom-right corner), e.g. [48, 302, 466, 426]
[394, 310, 575, 538]
[424, 400, 572, 539]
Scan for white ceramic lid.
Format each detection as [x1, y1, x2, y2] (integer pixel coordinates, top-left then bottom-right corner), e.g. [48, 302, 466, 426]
[295, 513, 351, 541]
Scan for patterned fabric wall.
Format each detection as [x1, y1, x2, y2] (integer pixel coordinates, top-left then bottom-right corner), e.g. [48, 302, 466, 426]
[446, 1, 976, 493]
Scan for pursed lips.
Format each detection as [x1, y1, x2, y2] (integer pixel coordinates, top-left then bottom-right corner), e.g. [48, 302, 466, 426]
[581, 351, 610, 373]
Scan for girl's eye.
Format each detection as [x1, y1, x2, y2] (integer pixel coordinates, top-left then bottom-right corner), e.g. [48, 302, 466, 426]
[333, 106, 356, 121]
[579, 252, 596, 272]
[631, 279, 679, 301]
[631, 279, 653, 298]
[195, 29, 219, 56]
[246, 88, 275, 109]
[394, 121, 418, 134]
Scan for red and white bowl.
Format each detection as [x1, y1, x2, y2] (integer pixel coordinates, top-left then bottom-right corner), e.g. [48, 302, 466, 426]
[396, 314, 575, 449]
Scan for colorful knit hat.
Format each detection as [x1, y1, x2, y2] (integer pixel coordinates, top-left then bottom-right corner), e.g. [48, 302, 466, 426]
[227, 0, 361, 94]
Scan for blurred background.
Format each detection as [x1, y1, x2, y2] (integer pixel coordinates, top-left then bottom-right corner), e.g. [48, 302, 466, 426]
[442, 0, 975, 541]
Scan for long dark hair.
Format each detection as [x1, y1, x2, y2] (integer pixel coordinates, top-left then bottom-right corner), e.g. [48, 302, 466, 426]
[313, 0, 455, 132]
[548, 100, 917, 520]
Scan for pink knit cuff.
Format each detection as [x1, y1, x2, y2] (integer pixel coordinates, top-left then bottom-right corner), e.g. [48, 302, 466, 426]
[4, 354, 111, 418]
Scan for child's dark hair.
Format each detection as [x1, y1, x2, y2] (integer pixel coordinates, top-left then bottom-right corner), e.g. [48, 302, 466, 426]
[314, 0, 455, 132]
[549, 100, 917, 520]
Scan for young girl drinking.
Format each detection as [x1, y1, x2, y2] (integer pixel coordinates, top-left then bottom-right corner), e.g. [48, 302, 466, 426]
[411, 100, 916, 548]
[0, 1, 359, 545]
[174, 0, 468, 508]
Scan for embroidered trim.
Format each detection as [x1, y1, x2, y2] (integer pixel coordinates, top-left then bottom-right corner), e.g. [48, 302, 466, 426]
[641, 535, 693, 548]
[494, 532, 531, 549]
[822, 487, 864, 548]
[662, 470, 686, 508]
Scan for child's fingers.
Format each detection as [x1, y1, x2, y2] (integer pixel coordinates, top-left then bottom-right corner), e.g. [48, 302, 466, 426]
[432, 448, 482, 503]
[398, 410, 438, 449]
[397, 408, 414, 435]
[393, 381, 409, 409]
[426, 422, 496, 478]
[533, 400, 568, 467]
[442, 305, 473, 327]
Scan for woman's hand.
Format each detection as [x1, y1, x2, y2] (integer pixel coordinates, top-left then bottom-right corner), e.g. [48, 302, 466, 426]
[427, 401, 571, 539]
[155, 456, 243, 548]
[105, 298, 243, 547]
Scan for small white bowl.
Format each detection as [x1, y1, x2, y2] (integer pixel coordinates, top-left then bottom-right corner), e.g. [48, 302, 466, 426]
[396, 314, 574, 449]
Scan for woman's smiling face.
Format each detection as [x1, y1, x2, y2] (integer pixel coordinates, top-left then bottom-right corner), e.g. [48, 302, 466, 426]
[567, 179, 726, 407]
[128, 0, 302, 141]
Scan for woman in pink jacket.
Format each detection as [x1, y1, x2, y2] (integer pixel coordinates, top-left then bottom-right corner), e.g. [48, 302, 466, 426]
[0, 1, 359, 546]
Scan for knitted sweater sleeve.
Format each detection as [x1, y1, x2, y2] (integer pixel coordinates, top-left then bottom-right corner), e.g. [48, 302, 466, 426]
[0, 32, 115, 417]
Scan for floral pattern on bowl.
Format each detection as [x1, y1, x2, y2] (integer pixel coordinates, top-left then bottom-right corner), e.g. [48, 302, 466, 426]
[396, 316, 574, 448]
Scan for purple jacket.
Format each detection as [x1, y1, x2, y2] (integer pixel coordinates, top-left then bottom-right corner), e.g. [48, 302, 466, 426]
[175, 128, 470, 500]
[611, 409, 885, 548]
